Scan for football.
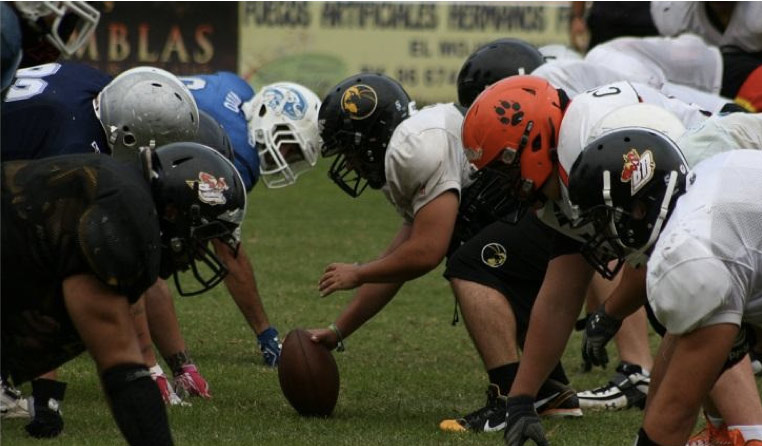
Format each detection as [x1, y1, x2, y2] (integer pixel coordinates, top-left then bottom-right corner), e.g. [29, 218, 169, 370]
[277, 328, 340, 417]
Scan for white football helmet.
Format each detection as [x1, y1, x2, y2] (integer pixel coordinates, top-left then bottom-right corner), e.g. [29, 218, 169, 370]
[14, 1, 100, 56]
[243, 82, 321, 188]
[587, 103, 686, 144]
[94, 66, 199, 162]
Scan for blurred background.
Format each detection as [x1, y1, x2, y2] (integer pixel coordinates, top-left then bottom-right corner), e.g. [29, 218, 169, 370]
[68, 1, 573, 104]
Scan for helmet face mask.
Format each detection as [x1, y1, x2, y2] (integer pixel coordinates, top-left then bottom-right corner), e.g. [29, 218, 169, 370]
[244, 82, 322, 188]
[319, 74, 414, 198]
[14, 1, 100, 56]
[151, 142, 246, 297]
[568, 128, 690, 278]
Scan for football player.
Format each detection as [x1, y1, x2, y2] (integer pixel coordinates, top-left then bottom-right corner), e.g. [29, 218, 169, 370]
[462, 75, 762, 445]
[308, 72, 582, 434]
[1, 142, 246, 446]
[567, 131, 762, 445]
[177, 71, 323, 367]
[1, 61, 204, 432]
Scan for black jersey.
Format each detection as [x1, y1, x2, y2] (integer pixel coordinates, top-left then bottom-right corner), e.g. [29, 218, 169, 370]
[1, 154, 161, 383]
[1, 62, 111, 161]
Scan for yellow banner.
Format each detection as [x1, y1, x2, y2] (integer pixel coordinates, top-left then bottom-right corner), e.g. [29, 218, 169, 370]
[240, 1, 571, 104]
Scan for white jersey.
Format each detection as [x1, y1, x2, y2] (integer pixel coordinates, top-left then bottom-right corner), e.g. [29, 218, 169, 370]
[382, 103, 474, 223]
[585, 34, 723, 94]
[678, 113, 762, 167]
[651, 2, 762, 53]
[647, 150, 762, 334]
[537, 81, 709, 243]
[531, 58, 728, 113]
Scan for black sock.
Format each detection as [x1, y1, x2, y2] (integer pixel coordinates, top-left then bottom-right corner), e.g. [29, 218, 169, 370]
[487, 363, 519, 395]
[548, 363, 570, 385]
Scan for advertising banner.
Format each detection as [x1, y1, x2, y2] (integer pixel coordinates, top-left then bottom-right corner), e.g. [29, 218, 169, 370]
[240, 2, 571, 103]
[70, 2, 238, 76]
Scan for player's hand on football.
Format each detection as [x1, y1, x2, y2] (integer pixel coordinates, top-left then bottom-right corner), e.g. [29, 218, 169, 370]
[582, 305, 622, 368]
[504, 395, 548, 446]
[318, 263, 361, 297]
[307, 328, 339, 351]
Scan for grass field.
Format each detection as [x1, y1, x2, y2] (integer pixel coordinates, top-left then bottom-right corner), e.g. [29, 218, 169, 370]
[2, 158, 759, 445]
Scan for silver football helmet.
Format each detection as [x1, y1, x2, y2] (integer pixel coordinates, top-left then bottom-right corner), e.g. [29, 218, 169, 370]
[94, 66, 199, 162]
[14, 1, 100, 55]
[242, 82, 321, 188]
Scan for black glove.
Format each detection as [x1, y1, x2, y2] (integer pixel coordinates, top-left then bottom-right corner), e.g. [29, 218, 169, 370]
[25, 378, 66, 438]
[504, 395, 548, 446]
[582, 305, 622, 368]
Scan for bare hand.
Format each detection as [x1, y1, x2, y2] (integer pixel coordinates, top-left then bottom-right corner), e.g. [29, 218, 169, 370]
[306, 328, 338, 350]
[318, 263, 361, 297]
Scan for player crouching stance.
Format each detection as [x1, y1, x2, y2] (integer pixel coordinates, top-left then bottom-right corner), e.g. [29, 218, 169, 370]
[567, 131, 762, 445]
[1, 142, 246, 446]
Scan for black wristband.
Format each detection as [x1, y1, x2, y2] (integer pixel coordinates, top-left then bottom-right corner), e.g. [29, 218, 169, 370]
[101, 363, 174, 446]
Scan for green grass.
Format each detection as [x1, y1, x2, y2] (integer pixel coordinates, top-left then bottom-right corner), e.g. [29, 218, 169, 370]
[2, 158, 758, 445]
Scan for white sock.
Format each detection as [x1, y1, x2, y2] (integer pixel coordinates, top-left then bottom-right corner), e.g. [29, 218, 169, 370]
[149, 363, 164, 376]
[728, 425, 762, 441]
[706, 413, 725, 428]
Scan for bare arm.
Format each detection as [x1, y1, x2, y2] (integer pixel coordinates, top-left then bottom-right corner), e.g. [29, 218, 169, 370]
[318, 191, 459, 296]
[509, 253, 594, 397]
[213, 241, 271, 335]
[602, 264, 648, 320]
[309, 223, 412, 348]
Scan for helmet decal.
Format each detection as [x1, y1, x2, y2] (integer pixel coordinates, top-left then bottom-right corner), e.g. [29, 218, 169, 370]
[480, 243, 508, 268]
[495, 101, 524, 127]
[620, 149, 655, 195]
[261, 86, 307, 120]
[187, 172, 229, 205]
[341, 84, 378, 120]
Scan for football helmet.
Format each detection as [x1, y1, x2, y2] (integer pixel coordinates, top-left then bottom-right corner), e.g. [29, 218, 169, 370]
[457, 38, 545, 107]
[1, 3, 22, 92]
[242, 82, 321, 188]
[196, 110, 234, 163]
[95, 66, 199, 162]
[568, 128, 690, 279]
[13, 1, 100, 56]
[461, 75, 566, 210]
[147, 142, 247, 296]
[319, 73, 415, 197]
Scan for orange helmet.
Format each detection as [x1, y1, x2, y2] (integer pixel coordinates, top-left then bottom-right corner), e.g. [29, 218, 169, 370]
[462, 75, 564, 201]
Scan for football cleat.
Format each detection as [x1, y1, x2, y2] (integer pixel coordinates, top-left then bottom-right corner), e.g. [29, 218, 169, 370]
[438, 384, 508, 433]
[577, 361, 649, 411]
[150, 365, 185, 406]
[257, 327, 282, 367]
[686, 417, 742, 446]
[1, 381, 30, 419]
[535, 379, 583, 417]
[173, 364, 211, 400]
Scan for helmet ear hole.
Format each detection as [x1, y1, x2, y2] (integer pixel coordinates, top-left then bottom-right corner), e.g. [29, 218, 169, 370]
[258, 105, 267, 117]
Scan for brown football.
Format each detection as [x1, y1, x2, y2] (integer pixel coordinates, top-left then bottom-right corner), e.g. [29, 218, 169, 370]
[277, 328, 340, 417]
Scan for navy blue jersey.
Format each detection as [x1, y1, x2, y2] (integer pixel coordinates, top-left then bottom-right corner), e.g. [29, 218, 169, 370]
[180, 72, 260, 191]
[1, 154, 161, 383]
[1, 62, 111, 161]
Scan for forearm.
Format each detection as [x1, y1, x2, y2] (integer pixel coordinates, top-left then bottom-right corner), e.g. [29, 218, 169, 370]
[604, 264, 647, 320]
[356, 243, 442, 284]
[511, 290, 583, 397]
[217, 242, 271, 333]
[334, 281, 404, 339]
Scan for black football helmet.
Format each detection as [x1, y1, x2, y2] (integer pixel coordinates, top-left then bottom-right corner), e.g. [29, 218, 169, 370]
[148, 142, 247, 296]
[196, 110, 235, 163]
[457, 38, 545, 107]
[568, 128, 690, 279]
[319, 73, 414, 197]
